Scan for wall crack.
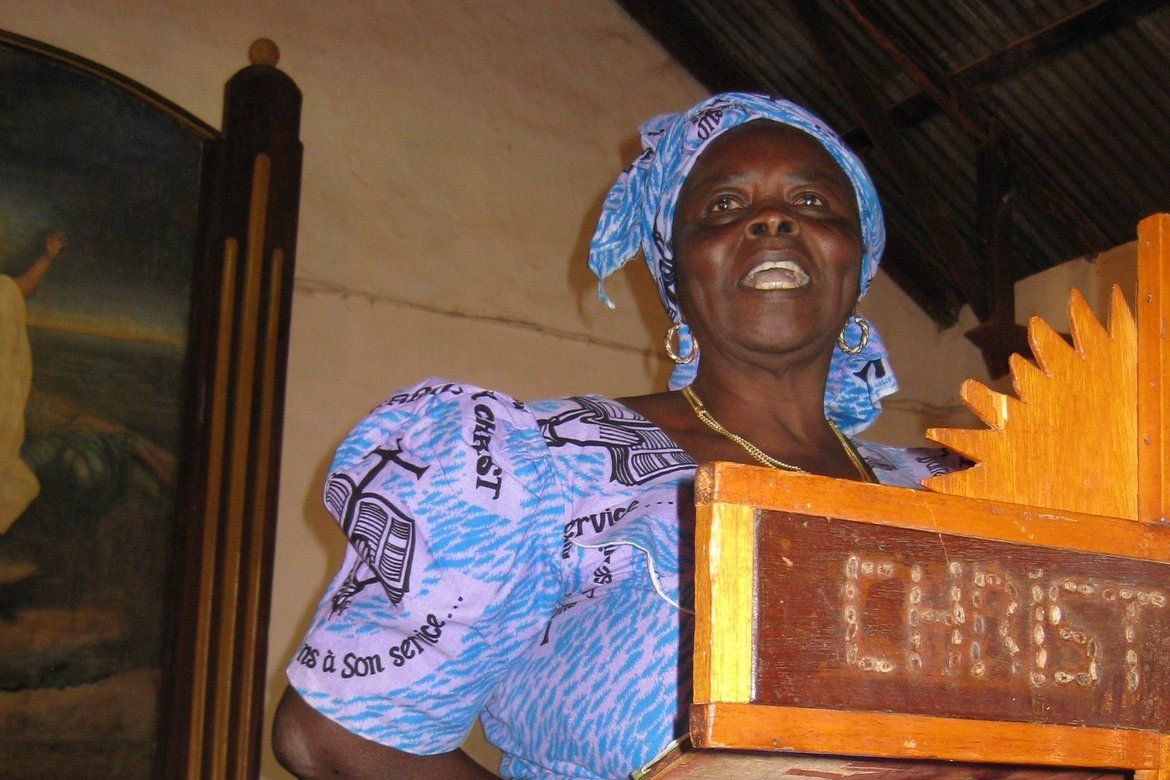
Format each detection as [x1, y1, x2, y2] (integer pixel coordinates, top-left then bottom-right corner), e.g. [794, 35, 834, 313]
[296, 275, 659, 358]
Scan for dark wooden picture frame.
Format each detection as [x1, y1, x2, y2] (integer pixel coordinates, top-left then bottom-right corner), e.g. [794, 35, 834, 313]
[0, 30, 301, 777]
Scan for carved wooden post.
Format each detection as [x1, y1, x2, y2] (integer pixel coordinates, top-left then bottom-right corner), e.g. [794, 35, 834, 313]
[167, 39, 301, 779]
[1134, 213, 1170, 779]
[1138, 213, 1170, 525]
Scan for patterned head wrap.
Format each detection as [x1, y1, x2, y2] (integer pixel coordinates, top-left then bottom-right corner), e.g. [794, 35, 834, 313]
[588, 92, 897, 434]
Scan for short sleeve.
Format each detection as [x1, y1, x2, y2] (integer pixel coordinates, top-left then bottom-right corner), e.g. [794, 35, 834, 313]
[286, 379, 569, 754]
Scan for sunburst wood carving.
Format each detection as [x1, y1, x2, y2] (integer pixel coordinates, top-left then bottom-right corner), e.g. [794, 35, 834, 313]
[923, 286, 1137, 520]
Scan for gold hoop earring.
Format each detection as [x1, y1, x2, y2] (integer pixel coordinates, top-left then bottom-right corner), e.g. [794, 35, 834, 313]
[664, 323, 698, 365]
[837, 312, 871, 355]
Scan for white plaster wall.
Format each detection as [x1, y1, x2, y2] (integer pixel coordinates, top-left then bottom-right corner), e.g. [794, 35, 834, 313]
[5, 1, 1109, 775]
[1016, 241, 1138, 329]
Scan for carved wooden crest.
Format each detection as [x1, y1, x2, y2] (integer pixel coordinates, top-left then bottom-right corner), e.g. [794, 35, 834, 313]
[924, 287, 1137, 519]
[926, 213, 1169, 526]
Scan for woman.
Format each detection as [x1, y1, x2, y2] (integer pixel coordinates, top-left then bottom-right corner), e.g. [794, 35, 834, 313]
[273, 93, 951, 778]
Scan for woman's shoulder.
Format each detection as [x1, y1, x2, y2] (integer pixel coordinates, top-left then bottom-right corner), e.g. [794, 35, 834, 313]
[368, 378, 528, 419]
[362, 377, 594, 422]
[341, 378, 539, 443]
[332, 378, 625, 483]
[855, 440, 967, 490]
[0, 274, 22, 307]
[329, 379, 559, 504]
[332, 378, 694, 501]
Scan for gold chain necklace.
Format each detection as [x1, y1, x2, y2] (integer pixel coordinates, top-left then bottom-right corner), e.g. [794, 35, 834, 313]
[681, 385, 875, 482]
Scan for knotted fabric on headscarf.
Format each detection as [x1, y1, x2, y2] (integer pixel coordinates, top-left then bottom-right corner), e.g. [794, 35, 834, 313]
[588, 92, 897, 434]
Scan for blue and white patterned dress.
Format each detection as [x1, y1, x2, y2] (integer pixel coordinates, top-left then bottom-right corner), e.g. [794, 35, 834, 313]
[287, 379, 952, 778]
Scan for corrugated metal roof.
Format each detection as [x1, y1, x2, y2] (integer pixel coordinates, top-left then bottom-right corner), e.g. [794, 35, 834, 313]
[617, 0, 1170, 329]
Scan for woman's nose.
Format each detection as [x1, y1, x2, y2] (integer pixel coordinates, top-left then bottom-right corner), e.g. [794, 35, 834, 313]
[746, 207, 797, 237]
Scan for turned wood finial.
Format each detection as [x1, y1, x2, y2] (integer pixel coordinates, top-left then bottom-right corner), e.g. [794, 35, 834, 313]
[248, 38, 280, 67]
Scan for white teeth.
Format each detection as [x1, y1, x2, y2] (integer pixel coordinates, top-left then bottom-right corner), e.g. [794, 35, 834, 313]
[742, 260, 810, 290]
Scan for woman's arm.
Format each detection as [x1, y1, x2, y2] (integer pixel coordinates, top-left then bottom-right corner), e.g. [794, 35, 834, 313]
[272, 686, 495, 778]
[14, 231, 65, 299]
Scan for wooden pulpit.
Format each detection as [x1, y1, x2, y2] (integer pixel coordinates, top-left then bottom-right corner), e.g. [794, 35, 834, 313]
[649, 214, 1170, 778]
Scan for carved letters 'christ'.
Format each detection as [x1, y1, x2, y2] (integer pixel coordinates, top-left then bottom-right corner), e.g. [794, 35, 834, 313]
[753, 511, 1170, 730]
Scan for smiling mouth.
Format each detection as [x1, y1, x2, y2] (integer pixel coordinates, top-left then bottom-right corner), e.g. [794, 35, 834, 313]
[741, 260, 810, 291]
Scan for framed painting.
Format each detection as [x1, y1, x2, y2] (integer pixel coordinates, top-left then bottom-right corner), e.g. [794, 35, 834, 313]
[0, 31, 301, 777]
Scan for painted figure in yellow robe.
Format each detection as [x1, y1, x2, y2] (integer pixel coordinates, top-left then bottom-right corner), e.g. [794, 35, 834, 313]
[0, 231, 65, 533]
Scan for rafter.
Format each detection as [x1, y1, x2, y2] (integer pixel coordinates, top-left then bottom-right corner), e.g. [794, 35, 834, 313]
[959, 0, 1166, 94]
[839, 0, 997, 140]
[617, 0, 1170, 331]
[843, 0, 1170, 146]
[966, 137, 1031, 378]
[838, 0, 1113, 259]
[783, 0, 988, 320]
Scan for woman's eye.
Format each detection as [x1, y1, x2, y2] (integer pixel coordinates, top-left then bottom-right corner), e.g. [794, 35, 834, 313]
[709, 196, 741, 213]
[793, 192, 826, 207]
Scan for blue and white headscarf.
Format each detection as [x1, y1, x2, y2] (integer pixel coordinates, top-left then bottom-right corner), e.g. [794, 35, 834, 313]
[588, 92, 897, 434]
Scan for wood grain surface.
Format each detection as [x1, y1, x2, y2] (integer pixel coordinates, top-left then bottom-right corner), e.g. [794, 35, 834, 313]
[751, 510, 1170, 730]
[693, 463, 1170, 562]
[1138, 213, 1170, 525]
[692, 502, 754, 704]
[692, 703, 1158, 770]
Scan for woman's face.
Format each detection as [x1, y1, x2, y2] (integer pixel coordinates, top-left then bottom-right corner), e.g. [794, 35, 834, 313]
[672, 121, 863, 368]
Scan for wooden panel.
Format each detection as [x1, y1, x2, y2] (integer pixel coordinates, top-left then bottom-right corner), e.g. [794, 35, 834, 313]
[1134, 734, 1170, 778]
[693, 502, 755, 704]
[1138, 213, 1170, 524]
[750, 511, 1170, 730]
[694, 463, 1170, 562]
[692, 703, 1161, 769]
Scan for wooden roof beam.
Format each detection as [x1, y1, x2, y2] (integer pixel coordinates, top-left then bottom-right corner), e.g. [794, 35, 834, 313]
[965, 138, 1031, 379]
[838, 0, 1114, 259]
[784, 0, 989, 320]
[844, 0, 1170, 146]
[839, 0, 998, 142]
[954, 0, 1170, 97]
